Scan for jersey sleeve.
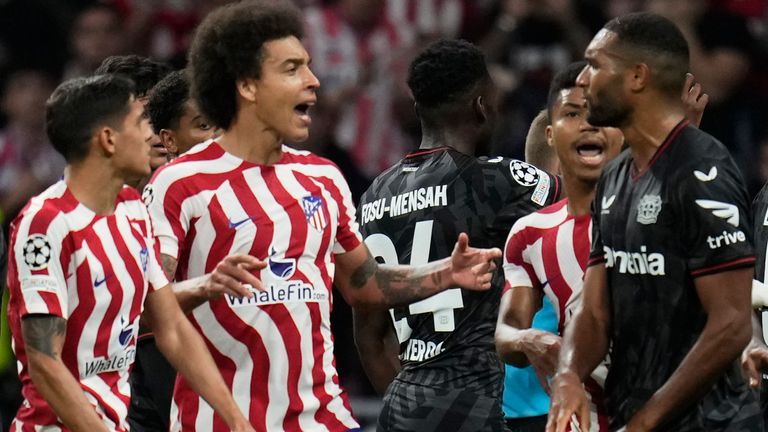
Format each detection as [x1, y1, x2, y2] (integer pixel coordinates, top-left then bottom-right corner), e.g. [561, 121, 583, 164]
[588, 177, 607, 267]
[144, 172, 189, 261]
[331, 166, 363, 254]
[502, 218, 542, 294]
[140, 203, 170, 292]
[11, 206, 70, 318]
[676, 156, 755, 277]
[494, 159, 561, 233]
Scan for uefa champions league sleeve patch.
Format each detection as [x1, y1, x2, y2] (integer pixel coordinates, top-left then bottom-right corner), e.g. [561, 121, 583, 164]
[23, 234, 53, 270]
[141, 184, 154, 206]
[509, 160, 541, 187]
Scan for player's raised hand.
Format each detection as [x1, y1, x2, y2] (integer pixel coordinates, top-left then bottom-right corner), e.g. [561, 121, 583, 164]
[682, 73, 708, 128]
[449, 232, 502, 291]
[205, 254, 266, 299]
[546, 371, 591, 432]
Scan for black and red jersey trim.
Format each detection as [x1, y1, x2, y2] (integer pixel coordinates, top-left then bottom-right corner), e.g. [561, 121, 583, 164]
[690, 256, 755, 278]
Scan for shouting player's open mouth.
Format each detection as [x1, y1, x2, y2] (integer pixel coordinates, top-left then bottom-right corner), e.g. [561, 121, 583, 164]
[294, 100, 314, 126]
[575, 139, 606, 167]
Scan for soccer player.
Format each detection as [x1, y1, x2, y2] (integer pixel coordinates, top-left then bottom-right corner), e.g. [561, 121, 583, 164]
[147, 70, 219, 159]
[6, 74, 259, 432]
[499, 61, 624, 431]
[547, 12, 762, 431]
[354, 39, 561, 431]
[144, 3, 501, 431]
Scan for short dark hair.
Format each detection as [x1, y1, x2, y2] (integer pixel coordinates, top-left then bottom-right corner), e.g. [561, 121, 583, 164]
[46, 75, 135, 163]
[188, 0, 304, 130]
[604, 12, 689, 98]
[94, 55, 171, 97]
[407, 39, 490, 127]
[546, 61, 587, 120]
[147, 70, 189, 133]
[525, 109, 557, 172]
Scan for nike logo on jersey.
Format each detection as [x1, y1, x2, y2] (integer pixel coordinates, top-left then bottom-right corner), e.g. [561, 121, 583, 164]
[695, 199, 739, 227]
[228, 215, 255, 229]
[693, 166, 717, 182]
[94, 274, 110, 287]
[601, 195, 616, 214]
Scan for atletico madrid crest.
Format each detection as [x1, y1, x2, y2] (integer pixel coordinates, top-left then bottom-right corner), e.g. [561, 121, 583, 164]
[302, 195, 327, 231]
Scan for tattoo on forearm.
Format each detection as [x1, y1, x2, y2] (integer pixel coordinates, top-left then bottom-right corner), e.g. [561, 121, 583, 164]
[161, 254, 178, 281]
[350, 249, 378, 289]
[22, 316, 66, 358]
[375, 268, 425, 306]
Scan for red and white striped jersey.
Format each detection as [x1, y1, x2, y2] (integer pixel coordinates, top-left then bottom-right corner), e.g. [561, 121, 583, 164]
[303, 5, 412, 178]
[503, 199, 591, 333]
[503, 198, 608, 431]
[145, 140, 362, 432]
[7, 181, 168, 432]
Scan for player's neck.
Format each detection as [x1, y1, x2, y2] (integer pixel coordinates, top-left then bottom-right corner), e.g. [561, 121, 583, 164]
[622, 101, 685, 172]
[562, 176, 597, 217]
[217, 122, 283, 165]
[65, 159, 125, 215]
[419, 128, 475, 156]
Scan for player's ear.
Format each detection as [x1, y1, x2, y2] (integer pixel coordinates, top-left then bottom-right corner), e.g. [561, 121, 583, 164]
[473, 95, 487, 124]
[236, 78, 258, 103]
[628, 63, 650, 92]
[545, 125, 555, 148]
[95, 126, 117, 157]
[159, 129, 178, 155]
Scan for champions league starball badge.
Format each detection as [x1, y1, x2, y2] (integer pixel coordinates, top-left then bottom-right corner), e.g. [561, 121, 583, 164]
[509, 160, 540, 187]
[23, 234, 53, 270]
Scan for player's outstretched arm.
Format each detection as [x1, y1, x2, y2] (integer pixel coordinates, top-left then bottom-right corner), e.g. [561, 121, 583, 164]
[624, 267, 753, 431]
[334, 233, 501, 309]
[145, 286, 255, 432]
[353, 308, 401, 395]
[22, 315, 109, 432]
[496, 287, 561, 393]
[547, 264, 611, 432]
[169, 253, 267, 313]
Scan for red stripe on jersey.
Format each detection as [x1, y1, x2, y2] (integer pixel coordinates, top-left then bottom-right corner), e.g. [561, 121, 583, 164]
[81, 382, 121, 430]
[202, 195, 237, 272]
[109, 217, 147, 329]
[262, 171, 308, 430]
[87, 229, 125, 358]
[690, 256, 756, 277]
[292, 172, 335, 293]
[309, 175, 361, 252]
[308, 303, 346, 430]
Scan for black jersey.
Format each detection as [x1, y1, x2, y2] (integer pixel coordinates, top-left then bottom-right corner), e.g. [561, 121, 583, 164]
[358, 147, 559, 397]
[753, 184, 768, 292]
[589, 122, 762, 430]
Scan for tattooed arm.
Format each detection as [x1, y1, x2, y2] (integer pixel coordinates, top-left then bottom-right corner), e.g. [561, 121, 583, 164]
[335, 233, 501, 309]
[22, 315, 109, 431]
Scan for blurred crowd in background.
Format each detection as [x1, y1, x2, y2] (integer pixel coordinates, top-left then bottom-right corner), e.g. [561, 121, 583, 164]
[0, 0, 767, 427]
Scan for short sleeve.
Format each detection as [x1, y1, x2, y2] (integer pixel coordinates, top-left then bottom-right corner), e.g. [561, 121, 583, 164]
[332, 170, 363, 254]
[676, 156, 755, 277]
[144, 174, 187, 260]
[494, 160, 561, 232]
[11, 208, 70, 318]
[502, 218, 542, 295]
[588, 178, 607, 267]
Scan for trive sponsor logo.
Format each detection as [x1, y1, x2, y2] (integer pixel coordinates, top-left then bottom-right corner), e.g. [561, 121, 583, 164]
[82, 347, 136, 378]
[400, 338, 444, 362]
[706, 230, 746, 249]
[604, 245, 665, 275]
[226, 281, 327, 307]
[361, 185, 448, 224]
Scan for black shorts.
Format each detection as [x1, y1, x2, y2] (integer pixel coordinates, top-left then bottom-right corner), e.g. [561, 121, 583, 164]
[376, 379, 507, 432]
[128, 337, 176, 432]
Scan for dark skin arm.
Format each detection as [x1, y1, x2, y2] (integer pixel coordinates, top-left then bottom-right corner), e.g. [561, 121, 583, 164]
[496, 287, 561, 393]
[334, 233, 501, 310]
[22, 315, 109, 432]
[352, 308, 401, 395]
[547, 263, 611, 432]
[625, 268, 753, 431]
[742, 311, 768, 388]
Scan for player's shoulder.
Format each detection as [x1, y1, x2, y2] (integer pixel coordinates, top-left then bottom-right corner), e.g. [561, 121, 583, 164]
[116, 186, 149, 217]
[149, 139, 224, 184]
[281, 145, 341, 169]
[509, 198, 569, 236]
[670, 124, 731, 165]
[12, 181, 70, 237]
